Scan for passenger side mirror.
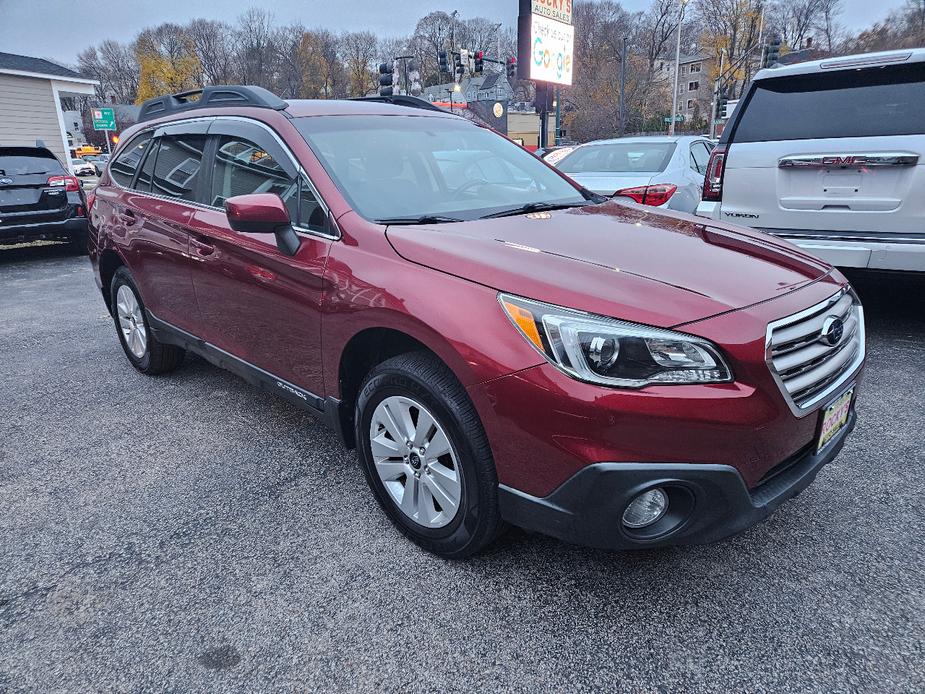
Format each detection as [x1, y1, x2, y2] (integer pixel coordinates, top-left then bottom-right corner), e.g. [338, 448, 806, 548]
[224, 193, 301, 256]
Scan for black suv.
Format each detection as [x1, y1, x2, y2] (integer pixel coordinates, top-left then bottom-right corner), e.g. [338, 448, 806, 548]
[0, 146, 89, 250]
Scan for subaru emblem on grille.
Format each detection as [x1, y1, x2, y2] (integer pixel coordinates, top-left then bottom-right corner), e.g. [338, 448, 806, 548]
[820, 316, 845, 346]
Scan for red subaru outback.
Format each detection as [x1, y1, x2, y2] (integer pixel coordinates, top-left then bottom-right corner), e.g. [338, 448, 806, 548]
[88, 86, 865, 557]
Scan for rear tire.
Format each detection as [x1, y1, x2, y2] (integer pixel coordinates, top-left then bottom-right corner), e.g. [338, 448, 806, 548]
[355, 351, 504, 558]
[110, 266, 184, 375]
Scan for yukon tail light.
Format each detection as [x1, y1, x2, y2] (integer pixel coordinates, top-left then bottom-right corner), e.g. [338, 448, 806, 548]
[47, 175, 80, 192]
[702, 146, 726, 201]
[614, 184, 677, 207]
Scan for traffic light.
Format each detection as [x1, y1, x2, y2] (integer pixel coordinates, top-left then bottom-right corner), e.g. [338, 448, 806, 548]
[453, 51, 465, 81]
[408, 59, 422, 96]
[506, 57, 517, 80]
[474, 51, 484, 74]
[438, 50, 449, 74]
[763, 37, 782, 68]
[715, 89, 728, 120]
[378, 61, 395, 97]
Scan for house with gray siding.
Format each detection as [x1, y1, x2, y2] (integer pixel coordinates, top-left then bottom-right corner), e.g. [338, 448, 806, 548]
[0, 52, 98, 173]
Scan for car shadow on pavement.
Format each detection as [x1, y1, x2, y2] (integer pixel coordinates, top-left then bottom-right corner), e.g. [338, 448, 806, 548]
[0, 242, 86, 264]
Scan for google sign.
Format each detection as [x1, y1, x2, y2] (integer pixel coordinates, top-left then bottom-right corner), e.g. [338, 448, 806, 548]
[530, 14, 574, 85]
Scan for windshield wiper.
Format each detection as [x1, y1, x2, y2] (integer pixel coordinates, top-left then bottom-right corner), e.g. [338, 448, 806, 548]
[479, 201, 587, 220]
[376, 215, 464, 225]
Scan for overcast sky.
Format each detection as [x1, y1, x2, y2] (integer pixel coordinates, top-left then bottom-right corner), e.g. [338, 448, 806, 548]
[0, 0, 903, 66]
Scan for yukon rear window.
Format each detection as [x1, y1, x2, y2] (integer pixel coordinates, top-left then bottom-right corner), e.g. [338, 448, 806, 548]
[733, 62, 925, 142]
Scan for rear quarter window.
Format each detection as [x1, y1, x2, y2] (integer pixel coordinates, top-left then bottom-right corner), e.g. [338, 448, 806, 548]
[110, 133, 153, 187]
[733, 62, 925, 142]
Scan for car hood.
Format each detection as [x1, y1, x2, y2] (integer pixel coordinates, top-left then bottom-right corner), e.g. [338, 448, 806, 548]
[385, 201, 832, 328]
[565, 172, 654, 195]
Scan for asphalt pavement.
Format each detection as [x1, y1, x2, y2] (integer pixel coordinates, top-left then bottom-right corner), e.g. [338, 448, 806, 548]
[1, 246, 923, 693]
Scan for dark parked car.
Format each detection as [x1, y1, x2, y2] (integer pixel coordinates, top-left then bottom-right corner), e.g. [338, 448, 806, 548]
[0, 146, 88, 249]
[88, 86, 865, 558]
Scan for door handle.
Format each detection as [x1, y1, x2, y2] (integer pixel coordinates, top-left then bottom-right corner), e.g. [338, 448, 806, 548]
[190, 236, 215, 257]
[118, 209, 137, 226]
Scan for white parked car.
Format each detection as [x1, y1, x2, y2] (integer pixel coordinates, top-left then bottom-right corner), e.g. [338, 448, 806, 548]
[696, 48, 925, 272]
[555, 136, 714, 213]
[71, 158, 96, 177]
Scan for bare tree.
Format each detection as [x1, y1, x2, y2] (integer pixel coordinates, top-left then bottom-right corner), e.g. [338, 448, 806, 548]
[770, 0, 826, 49]
[409, 11, 457, 83]
[341, 31, 379, 97]
[188, 19, 236, 85]
[274, 23, 305, 98]
[234, 8, 277, 87]
[78, 40, 139, 103]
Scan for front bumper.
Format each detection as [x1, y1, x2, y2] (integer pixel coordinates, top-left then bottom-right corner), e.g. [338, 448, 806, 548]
[764, 232, 925, 272]
[499, 408, 856, 550]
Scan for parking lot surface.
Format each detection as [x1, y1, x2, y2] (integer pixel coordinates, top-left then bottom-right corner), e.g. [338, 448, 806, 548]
[1, 246, 923, 693]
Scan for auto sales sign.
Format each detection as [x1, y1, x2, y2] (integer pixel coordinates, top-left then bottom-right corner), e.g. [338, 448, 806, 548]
[518, 0, 574, 86]
[531, 0, 572, 25]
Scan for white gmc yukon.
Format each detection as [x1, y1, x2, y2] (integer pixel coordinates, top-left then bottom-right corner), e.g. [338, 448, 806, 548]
[696, 49, 925, 272]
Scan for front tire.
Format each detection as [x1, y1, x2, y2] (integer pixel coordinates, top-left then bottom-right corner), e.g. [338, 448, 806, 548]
[355, 351, 504, 558]
[110, 266, 184, 375]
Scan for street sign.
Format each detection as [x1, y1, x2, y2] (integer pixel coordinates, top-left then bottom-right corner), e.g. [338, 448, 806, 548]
[664, 114, 684, 123]
[92, 107, 116, 131]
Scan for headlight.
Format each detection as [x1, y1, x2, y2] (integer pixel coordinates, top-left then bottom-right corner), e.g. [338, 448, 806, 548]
[499, 294, 732, 388]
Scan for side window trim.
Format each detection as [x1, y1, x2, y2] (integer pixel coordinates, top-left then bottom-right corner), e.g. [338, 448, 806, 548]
[105, 115, 339, 239]
[128, 135, 155, 189]
[132, 136, 160, 192]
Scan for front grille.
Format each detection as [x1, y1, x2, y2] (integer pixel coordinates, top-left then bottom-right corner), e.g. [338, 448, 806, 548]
[767, 289, 865, 413]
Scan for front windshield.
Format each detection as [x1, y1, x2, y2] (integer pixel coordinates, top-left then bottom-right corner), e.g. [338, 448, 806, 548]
[295, 115, 587, 221]
[558, 142, 676, 174]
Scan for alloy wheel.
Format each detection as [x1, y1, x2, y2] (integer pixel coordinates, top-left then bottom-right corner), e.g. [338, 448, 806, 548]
[116, 284, 147, 359]
[369, 395, 462, 529]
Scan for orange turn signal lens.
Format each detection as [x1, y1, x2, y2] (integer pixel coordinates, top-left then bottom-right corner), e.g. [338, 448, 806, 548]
[501, 298, 544, 350]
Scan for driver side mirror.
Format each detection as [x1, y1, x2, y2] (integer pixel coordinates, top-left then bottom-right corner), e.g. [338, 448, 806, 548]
[224, 193, 301, 256]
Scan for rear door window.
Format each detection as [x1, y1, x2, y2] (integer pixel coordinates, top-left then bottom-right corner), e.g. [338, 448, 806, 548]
[110, 133, 152, 187]
[151, 134, 206, 202]
[733, 62, 925, 142]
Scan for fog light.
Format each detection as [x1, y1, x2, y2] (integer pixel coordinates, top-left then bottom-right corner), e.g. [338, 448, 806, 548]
[622, 488, 668, 529]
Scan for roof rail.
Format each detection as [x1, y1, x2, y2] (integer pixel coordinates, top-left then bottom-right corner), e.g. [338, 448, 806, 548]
[137, 85, 288, 123]
[349, 95, 446, 113]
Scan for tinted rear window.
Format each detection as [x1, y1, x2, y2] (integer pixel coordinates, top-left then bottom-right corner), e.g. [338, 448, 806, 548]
[557, 142, 676, 174]
[0, 149, 63, 175]
[733, 62, 925, 142]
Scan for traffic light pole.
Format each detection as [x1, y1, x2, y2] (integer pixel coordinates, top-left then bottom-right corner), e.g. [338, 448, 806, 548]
[554, 86, 561, 146]
[710, 48, 725, 139]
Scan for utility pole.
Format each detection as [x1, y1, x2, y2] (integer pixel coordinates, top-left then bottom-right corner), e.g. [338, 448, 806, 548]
[494, 22, 502, 72]
[669, 0, 687, 136]
[710, 48, 726, 139]
[555, 85, 561, 145]
[619, 36, 627, 137]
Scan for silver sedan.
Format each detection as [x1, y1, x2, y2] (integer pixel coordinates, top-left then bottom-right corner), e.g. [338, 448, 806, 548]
[554, 135, 714, 213]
